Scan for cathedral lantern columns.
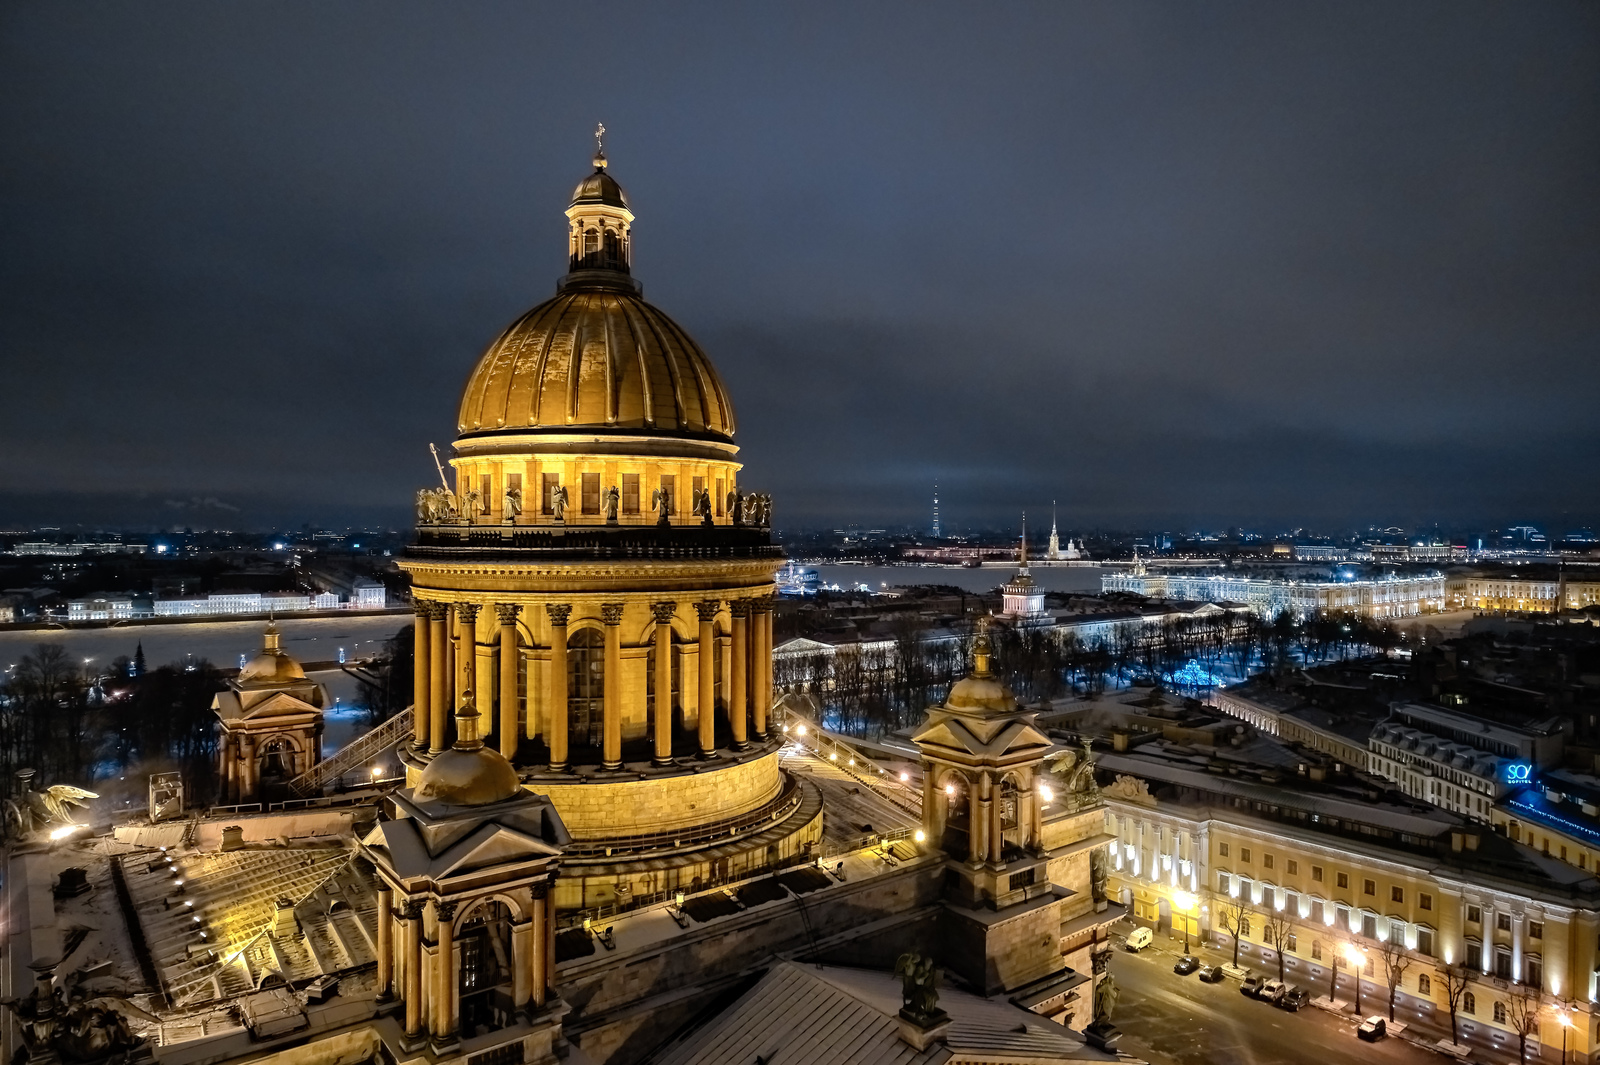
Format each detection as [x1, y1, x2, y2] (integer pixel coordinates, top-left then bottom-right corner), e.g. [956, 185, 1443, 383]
[455, 602, 481, 714]
[429, 604, 450, 754]
[496, 603, 522, 759]
[730, 599, 750, 747]
[546, 604, 571, 770]
[212, 622, 328, 804]
[601, 603, 625, 768]
[413, 601, 433, 750]
[695, 600, 720, 758]
[651, 602, 678, 766]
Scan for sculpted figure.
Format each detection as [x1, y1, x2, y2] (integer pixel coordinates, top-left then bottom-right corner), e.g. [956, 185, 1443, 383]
[1090, 846, 1108, 903]
[1094, 972, 1119, 1023]
[894, 953, 941, 1019]
[693, 487, 714, 525]
[727, 489, 744, 526]
[602, 484, 620, 522]
[652, 485, 672, 525]
[464, 488, 481, 519]
[550, 484, 569, 522]
[504, 484, 523, 521]
[415, 489, 430, 524]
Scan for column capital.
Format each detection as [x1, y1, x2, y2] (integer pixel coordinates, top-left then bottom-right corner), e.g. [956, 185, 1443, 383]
[418, 599, 448, 621]
[530, 882, 550, 900]
[434, 899, 459, 923]
[495, 602, 523, 626]
[651, 601, 678, 624]
[695, 599, 721, 623]
[730, 598, 752, 618]
[401, 899, 426, 921]
[601, 602, 626, 626]
[546, 603, 572, 626]
[749, 596, 773, 615]
[456, 601, 481, 623]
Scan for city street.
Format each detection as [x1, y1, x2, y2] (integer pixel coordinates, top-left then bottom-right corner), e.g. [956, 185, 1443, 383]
[1109, 935, 1440, 1065]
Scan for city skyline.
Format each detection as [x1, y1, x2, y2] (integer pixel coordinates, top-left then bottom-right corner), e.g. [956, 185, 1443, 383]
[3, 4, 1597, 531]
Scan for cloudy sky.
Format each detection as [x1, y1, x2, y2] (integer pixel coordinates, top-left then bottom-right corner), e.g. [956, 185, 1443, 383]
[3, 2, 1596, 534]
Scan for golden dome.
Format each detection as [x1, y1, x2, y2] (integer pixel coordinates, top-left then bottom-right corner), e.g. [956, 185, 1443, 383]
[238, 622, 307, 684]
[943, 620, 1018, 715]
[457, 288, 737, 439]
[571, 159, 630, 210]
[414, 694, 523, 806]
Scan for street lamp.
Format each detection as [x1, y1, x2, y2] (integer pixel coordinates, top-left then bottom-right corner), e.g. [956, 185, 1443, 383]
[1344, 945, 1367, 1014]
[1172, 889, 1197, 954]
[1556, 1003, 1573, 1065]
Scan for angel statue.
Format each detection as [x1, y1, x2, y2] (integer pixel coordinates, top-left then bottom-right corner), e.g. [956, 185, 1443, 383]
[692, 487, 714, 526]
[602, 484, 621, 523]
[894, 953, 942, 1022]
[652, 485, 673, 526]
[726, 489, 744, 526]
[1093, 971, 1119, 1024]
[3, 780, 98, 841]
[464, 487, 482, 519]
[550, 484, 569, 523]
[504, 484, 523, 522]
[414, 488, 431, 524]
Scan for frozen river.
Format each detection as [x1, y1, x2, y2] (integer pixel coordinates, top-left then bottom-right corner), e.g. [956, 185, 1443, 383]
[811, 563, 1111, 596]
[0, 612, 412, 673]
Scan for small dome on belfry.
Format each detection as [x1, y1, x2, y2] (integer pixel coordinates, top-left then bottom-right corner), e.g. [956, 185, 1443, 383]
[414, 690, 523, 807]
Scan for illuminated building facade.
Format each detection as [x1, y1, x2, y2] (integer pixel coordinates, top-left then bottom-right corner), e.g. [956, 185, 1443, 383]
[1103, 568, 1446, 619]
[1448, 573, 1600, 613]
[212, 623, 329, 803]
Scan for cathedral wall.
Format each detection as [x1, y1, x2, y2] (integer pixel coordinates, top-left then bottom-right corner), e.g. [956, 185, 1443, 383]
[539, 750, 783, 839]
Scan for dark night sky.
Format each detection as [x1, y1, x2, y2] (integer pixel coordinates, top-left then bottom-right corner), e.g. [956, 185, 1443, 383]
[3, 3, 1597, 534]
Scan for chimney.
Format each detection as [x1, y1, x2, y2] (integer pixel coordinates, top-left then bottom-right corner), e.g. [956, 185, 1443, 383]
[1451, 832, 1464, 853]
[273, 897, 300, 938]
[220, 825, 245, 851]
[1113, 731, 1129, 752]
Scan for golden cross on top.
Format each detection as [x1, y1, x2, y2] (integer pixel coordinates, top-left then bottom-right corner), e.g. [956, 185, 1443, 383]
[595, 122, 606, 153]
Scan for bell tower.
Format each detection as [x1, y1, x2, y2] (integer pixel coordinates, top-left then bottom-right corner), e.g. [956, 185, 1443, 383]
[565, 124, 634, 276]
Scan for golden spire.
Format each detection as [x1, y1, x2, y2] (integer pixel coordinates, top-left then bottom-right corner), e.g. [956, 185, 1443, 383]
[453, 689, 485, 751]
[593, 122, 607, 169]
[972, 616, 994, 678]
[262, 620, 281, 654]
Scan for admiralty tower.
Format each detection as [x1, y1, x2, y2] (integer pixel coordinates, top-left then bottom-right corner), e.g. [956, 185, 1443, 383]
[397, 142, 816, 913]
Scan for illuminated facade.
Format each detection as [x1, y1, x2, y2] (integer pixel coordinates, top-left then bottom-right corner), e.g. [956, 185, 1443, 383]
[1448, 574, 1600, 613]
[397, 145, 813, 912]
[1103, 568, 1446, 619]
[212, 622, 328, 803]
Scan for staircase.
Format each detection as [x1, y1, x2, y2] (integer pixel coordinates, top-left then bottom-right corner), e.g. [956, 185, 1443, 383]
[287, 707, 414, 798]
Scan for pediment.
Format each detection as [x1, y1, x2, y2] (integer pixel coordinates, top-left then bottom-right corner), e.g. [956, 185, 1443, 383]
[433, 823, 562, 879]
[913, 714, 1054, 761]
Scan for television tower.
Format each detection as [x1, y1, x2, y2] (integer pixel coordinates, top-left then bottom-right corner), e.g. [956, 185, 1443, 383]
[932, 484, 941, 539]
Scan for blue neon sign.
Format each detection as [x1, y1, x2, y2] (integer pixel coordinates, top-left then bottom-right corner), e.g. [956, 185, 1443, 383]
[1504, 763, 1532, 785]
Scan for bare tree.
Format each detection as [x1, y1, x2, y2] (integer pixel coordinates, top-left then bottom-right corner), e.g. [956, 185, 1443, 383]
[1216, 900, 1252, 969]
[1505, 985, 1541, 1065]
[1262, 910, 1293, 982]
[1443, 965, 1472, 1046]
[1378, 937, 1412, 1021]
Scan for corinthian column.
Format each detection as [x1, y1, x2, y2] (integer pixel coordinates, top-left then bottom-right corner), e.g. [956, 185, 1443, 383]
[432, 900, 457, 1041]
[651, 602, 677, 766]
[429, 605, 449, 754]
[455, 602, 480, 717]
[696, 601, 719, 758]
[601, 603, 625, 769]
[729, 599, 750, 749]
[546, 604, 571, 770]
[402, 900, 424, 1040]
[412, 600, 432, 750]
[752, 597, 773, 738]
[496, 603, 521, 760]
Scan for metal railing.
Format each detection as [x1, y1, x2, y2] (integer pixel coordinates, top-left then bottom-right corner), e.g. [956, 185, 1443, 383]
[286, 706, 414, 797]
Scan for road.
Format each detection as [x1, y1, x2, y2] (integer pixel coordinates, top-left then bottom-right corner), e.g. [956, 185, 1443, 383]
[1109, 933, 1439, 1065]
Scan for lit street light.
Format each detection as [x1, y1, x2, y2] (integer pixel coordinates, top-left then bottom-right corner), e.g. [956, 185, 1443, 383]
[1172, 889, 1197, 954]
[1344, 944, 1367, 1014]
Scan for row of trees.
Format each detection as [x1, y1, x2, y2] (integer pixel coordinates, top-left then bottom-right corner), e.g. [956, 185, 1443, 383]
[0, 644, 222, 804]
[1214, 899, 1554, 1062]
[777, 608, 1402, 739]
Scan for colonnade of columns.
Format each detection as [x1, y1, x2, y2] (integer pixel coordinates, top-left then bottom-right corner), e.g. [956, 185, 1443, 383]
[410, 594, 776, 770]
[377, 884, 558, 1046]
[218, 726, 323, 805]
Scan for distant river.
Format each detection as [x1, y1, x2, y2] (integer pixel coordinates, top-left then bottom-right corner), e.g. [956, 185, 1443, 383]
[0, 613, 411, 673]
[810, 563, 1111, 596]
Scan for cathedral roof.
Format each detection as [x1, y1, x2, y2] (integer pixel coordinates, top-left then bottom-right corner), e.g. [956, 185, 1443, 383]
[456, 287, 736, 439]
[237, 621, 307, 685]
[413, 694, 524, 807]
[570, 155, 630, 209]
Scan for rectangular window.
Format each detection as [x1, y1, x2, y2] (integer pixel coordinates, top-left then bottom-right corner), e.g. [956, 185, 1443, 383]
[1497, 913, 1511, 932]
[715, 477, 725, 516]
[1362, 913, 1377, 939]
[1241, 847, 1252, 863]
[1420, 892, 1433, 911]
[1311, 940, 1322, 961]
[1467, 905, 1481, 924]
[1311, 900, 1324, 925]
[1337, 872, 1349, 890]
[1466, 942, 1482, 970]
[659, 474, 677, 515]
[1417, 928, 1434, 957]
[480, 473, 492, 514]
[1527, 956, 1543, 989]
[692, 475, 705, 513]
[1495, 950, 1511, 980]
[1311, 865, 1324, 883]
[1263, 854, 1274, 870]
[1529, 921, 1543, 940]
[581, 472, 601, 514]
[1219, 872, 1231, 893]
[541, 472, 560, 515]
[622, 473, 641, 515]
[1287, 859, 1298, 876]
[1363, 879, 1376, 896]
[1219, 843, 1230, 858]
[1391, 885, 1404, 903]
[1287, 932, 1297, 952]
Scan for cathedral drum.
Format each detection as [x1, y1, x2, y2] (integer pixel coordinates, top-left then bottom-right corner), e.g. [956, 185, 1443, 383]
[398, 142, 820, 912]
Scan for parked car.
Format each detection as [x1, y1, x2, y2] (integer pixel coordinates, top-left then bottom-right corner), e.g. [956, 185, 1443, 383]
[1259, 979, 1287, 1004]
[1173, 955, 1200, 976]
[1124, 927, 1154, 952]
[1197, 964, 1225, 983]
[1277, 987, 1310, 1012]
[1240, 975, 1265, 997]
[1357, 1016, 1388, 1042]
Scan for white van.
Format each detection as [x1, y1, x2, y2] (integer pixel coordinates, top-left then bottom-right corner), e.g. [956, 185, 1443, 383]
[1125, 927, 1154, 952]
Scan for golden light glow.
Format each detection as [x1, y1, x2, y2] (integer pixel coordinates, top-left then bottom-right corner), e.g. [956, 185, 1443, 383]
[796, 724, 808, 736]
[944, 783, 956, 797]
[1172, 889, 1197, 913]
[1343, 944, 1366, 967]
[48, 824, 84, 841]
[1038, 783, 1055, 803]
[913, 829, 926, 843]
[899, 772, 910, 783]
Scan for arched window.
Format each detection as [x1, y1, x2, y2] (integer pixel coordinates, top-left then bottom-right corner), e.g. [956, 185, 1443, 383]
[1464, 992, 1476, 1015]
[458, 899, 515, 1036]
[1000, 776, 1020, 830]
[602, 228, 622, 268]
[943, 773, 970, 825]
[569, 628, 605, 748]
[259, 738, 295, 781]
[583, 228, 600, 259]
[1493, 1001, 1506, 1024]
[1417, 973, 1431, 995]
